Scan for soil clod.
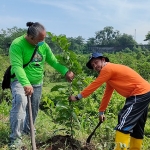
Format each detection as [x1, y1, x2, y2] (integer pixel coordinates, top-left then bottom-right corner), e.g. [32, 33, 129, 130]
[36, 135, 96, 150]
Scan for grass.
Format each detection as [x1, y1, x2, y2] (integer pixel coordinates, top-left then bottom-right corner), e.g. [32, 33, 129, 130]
[0, 100, 88, 150]
[0, 101, 11, 150]
[0, 108, 68, 150]
[0, 94, 150, 150]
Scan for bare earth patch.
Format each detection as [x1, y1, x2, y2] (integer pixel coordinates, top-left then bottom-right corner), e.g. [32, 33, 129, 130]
[36, 135, 96, 150]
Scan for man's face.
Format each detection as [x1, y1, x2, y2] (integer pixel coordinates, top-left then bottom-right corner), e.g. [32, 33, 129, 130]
[90, 58, 104, 72]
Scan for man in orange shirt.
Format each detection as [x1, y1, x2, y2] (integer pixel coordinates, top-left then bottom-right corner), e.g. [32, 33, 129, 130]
[69, 52, 150, 150]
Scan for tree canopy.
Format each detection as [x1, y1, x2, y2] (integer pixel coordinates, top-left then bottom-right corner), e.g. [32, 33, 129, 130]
[0, 26, 148, 55]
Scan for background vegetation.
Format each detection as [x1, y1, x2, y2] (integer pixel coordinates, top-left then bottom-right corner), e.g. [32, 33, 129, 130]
[0, 26, 150, 149]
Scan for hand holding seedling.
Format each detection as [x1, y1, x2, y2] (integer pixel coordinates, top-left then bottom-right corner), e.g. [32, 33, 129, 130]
[65, 71, 74, 82]
[68, 95, 79, 101]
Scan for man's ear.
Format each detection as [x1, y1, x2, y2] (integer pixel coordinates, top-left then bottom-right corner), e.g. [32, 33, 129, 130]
[27, 34, 34, 40]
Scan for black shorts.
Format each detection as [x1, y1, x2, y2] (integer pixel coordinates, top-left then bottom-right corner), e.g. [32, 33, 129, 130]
[115, 91, 150, 139]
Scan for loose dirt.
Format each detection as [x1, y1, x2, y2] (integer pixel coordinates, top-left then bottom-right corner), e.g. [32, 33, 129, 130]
[36, 135, 96, 150]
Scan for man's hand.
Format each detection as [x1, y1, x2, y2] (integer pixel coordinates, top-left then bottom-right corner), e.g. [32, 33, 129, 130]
[65, 71, 74, 82]
[99, 113, 105, 122]
[24, 85, 34, 96]
[68, 95, 78, 102]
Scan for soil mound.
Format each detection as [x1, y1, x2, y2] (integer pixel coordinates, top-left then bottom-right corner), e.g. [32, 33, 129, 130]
[36, 135, 95, 150]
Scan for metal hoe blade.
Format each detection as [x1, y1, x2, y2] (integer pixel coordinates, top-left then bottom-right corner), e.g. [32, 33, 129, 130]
[86, 121, 102, 144]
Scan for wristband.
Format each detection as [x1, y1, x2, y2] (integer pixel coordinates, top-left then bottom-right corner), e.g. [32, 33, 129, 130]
[99, 112, 104, 115]
[75, 95, 80, 101]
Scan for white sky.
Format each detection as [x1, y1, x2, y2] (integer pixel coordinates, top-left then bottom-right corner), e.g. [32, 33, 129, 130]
[0, 0, 150, 44]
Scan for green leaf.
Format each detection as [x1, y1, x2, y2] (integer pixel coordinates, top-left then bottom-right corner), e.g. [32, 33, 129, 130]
[51, 85, 67, 92]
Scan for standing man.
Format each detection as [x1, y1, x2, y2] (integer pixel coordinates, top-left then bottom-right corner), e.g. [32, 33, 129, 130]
[9, 22, 74, 149]
[69, 52, 150, 150]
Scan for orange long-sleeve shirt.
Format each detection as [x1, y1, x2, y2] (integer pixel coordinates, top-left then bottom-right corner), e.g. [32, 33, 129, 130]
[81, 63, 150, 112]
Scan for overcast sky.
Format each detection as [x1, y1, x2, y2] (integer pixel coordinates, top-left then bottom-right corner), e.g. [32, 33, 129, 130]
[0, 0, 150, 44]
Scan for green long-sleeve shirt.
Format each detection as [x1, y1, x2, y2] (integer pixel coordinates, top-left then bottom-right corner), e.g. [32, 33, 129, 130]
[9, 35, 68, 86]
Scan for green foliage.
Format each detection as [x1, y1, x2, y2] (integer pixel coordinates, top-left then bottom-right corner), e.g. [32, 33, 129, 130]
[94, 26, 137, 47]
[144, 32, 150, 41]
[95, 26, 120, 45]
[0, 101, 11, 147]
[68, 36, 86, 54]
[46, 32, 83, 74]
[0, 27, 150, 149]
[0, 27, 26, 55]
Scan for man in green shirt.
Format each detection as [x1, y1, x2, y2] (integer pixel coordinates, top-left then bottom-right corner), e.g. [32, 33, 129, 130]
[9, 22, 74, 149]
